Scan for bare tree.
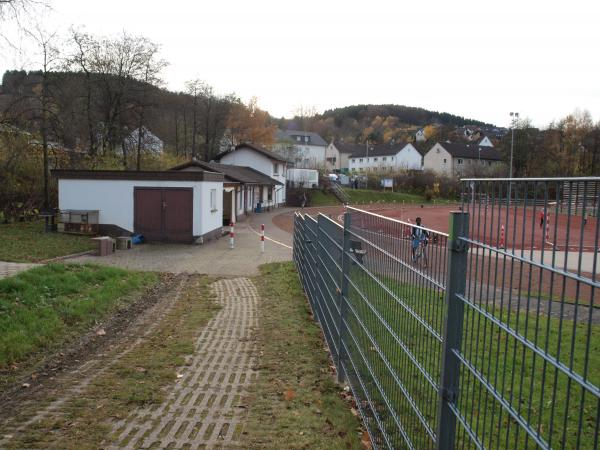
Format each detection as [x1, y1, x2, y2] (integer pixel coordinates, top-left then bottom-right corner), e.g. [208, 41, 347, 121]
[24, 23, 60, 210]
[185, 79, 203, 159]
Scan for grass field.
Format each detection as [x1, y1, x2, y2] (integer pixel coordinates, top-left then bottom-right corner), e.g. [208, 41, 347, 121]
[242, 262, 363, 449]
[308, 190, 340, 206]
[340, 266, 600, 449]
[3, 275, 219, 449]
[346, 188, 427, 205]
[0, 264, 157, 375]
[0, 221, 96, 262]
[307, 188, 431, 208]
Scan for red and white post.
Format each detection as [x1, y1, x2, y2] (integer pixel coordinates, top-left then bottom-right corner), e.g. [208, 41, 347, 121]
[229, 222, 235, 249]
[260, 224, 265, 253]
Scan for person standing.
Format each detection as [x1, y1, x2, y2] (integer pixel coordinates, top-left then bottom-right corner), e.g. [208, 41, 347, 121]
[411, 217, 429, 267]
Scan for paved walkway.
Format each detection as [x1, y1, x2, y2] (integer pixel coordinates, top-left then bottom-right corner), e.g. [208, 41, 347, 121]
[111, 278, 259, 449]
[70, 209, 293, 276]
[0, 261, 41, 280]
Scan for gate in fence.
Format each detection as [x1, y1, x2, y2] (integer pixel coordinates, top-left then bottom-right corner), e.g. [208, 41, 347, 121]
[292, 177, 600, 449]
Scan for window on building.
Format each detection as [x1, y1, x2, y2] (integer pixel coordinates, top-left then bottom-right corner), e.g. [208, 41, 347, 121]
[210, 189, 217, 211]
[391, 157, 394, 161]
[374, 157, 378, 162]
[305, 136, 309, 143]
[443, 158, 447, 163]
[273, 163, 279, 175]
[383, 157, 387, 161]
[296, 136, 301, 142]
[436, 148, 440, 154]
[457, 159, 463, 165]
[268, 187, 273, 201]
[352, 158, 356, 163]
[359, 158, 363, 163]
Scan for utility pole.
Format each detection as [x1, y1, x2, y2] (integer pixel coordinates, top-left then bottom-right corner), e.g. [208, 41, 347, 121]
[508, 112, 519, 206]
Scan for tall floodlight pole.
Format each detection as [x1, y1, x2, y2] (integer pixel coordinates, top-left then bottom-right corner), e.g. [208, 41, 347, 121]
[508, 112, 519, 206]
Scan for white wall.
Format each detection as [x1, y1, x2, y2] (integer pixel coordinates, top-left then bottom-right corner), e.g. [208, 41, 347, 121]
[479, 136, 494, 147]
[296, 144, 326, 168]
[348, 144, 423, 172]
[423, 143, 453, 175]
[397, 144, 423, 170]
[196, 181, 223, 235]
[58, 179, 223, 237]
[219, 147, 287, 204]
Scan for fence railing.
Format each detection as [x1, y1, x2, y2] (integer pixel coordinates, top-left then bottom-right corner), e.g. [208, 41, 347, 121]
[292, 177, 600, 449]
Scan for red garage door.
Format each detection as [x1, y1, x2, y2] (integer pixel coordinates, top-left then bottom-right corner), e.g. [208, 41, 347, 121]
[134, 188, 193, 243]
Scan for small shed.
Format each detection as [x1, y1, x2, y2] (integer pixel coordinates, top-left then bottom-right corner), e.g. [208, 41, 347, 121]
[53, 169, 224, 243]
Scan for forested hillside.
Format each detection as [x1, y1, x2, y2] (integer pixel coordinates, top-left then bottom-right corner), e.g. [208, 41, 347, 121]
[275, 104, 497, 144]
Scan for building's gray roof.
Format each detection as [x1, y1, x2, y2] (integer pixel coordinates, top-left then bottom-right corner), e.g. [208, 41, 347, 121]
[333, 142, 368, 156]
[170, 160, 283, 185]
[435, 142, 503, 161]
[348, 143, 412, 158]
[213, 142, 287, 163]
[276, 129, 328, 147]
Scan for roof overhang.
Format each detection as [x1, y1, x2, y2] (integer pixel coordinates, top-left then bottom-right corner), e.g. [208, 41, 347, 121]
[52, 169, 224, 182]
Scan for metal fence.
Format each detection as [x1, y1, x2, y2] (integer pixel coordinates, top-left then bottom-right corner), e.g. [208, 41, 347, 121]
[292, 177, 600, 449]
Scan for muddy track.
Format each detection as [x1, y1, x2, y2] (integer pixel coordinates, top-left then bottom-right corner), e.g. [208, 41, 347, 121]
[0, 273, 189, 442]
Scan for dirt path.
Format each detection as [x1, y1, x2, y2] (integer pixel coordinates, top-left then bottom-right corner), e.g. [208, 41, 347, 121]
[0, 274, 187, 447]
[111, 278, 259, 449]
[0, 275, 260, 450]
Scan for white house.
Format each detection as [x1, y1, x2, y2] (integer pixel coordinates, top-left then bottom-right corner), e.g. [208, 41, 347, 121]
[53, 169, 224, 243]
[273, 130, 328, 169]
[348, 143, 423, 173]
[171, 160, 283, 224]
[415, 128, 426, 142]
[123, 127, 164, 154]
[214, 143, 287, 206]
[477, 135, 494, 147]
[324, 142, 358, 173]
[423, 142, 503, 176]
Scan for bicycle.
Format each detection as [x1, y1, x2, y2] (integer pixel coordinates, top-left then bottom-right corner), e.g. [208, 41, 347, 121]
[412, 237, 429, 269]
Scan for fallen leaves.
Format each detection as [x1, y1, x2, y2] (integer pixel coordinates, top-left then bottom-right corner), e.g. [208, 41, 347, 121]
[283, 389, 296, 401]
[361, 430, 372, 449]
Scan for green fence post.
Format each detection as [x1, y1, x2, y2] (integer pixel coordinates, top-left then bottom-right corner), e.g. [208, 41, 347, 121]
[436, 211, 469, 450]
[337, 211, 351, 384]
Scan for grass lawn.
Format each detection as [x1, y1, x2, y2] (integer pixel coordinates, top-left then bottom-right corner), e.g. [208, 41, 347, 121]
[346, 188, 427, 205]
[340, 265, 600, 448]
[0, 264, 157, 376]
[242, 262, 363, 449]
[3, 275, 219, 449]
[0, 221, 96, 262]
[308, 190, 341, 207]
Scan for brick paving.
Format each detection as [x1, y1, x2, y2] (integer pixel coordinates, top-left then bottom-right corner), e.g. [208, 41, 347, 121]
[0, 261, 41, 279]
[110, 277, 259, 449]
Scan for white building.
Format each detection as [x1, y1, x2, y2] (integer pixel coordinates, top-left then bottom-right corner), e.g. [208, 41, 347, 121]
[54, 169, 224, 243]
[214, 143, 287, 205]
[171, 160, 283, 225]
[423, 142, 503, 176]
[324, 142, 359, 173]
[477, 135, 494, 147]
[348, 143, 423, 173]
[415, 128, 426, 142]
[273, 130, 328, 169]
[123, 127, 164, 154]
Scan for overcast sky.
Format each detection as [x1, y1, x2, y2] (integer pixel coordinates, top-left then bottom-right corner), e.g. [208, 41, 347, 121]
[2, 0, 599, 127]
